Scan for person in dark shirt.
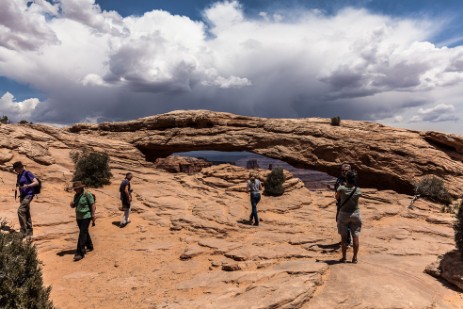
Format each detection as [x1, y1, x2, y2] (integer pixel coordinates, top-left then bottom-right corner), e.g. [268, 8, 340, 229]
[119, 172, 133, 228]
[247, 172, 262, 226]
[13, 161, 39, 238]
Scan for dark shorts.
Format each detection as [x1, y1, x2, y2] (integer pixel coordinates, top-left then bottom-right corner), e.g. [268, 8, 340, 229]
[121, 199, 131, 210]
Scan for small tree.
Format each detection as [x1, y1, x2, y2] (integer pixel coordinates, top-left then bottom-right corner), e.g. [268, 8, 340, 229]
[415, 176, 452, 205]
[0, 225, 55, 308]
[455, 199, 463, 258]
[0, 115, 10, 124]
[72, 151, 112, 187]
[330, 116, 341, 126]
[264, 167, 285, 196]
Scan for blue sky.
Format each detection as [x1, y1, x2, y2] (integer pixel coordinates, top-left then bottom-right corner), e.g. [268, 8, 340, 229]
[0, 0, 462, 133]
[95, 0, 463, 46]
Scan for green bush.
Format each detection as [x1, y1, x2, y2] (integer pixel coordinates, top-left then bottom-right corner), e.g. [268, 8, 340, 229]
[0, 229, 55, 308]
[72, 151, 112, 187]
[264, 167, 285, 196]
[330, 116, 341, 126]
[415, 176, 452, 205]
[0, 115, 10, 124]
[455, 199, 463, 258]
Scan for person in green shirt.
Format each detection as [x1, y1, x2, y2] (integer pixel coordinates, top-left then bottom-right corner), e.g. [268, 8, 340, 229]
[70, 181, 95, 261]
[336, 171, 362, 264]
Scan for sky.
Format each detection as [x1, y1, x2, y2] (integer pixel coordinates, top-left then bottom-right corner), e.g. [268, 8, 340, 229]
[0, 0, 463, 134]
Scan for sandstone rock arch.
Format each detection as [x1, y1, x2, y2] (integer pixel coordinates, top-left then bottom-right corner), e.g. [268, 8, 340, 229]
[69, 110, 463, 196]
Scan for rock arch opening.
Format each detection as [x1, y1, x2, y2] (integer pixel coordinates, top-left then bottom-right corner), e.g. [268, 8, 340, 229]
[162, 150, 336, 190]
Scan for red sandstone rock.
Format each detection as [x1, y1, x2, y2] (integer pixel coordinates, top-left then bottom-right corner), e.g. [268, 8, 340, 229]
[0, 111, 462, 308]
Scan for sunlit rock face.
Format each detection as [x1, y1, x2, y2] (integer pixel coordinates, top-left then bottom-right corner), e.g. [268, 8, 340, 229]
[68, 110, 463, 196]
[0, 112, 462, 308]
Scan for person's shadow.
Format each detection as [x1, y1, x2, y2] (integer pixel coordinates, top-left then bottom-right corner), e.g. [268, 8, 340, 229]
[56, 249, 75, 257]
[315, 258, 349, 265]
[237, 219, 252, 225]
[0, 224, 14, 233]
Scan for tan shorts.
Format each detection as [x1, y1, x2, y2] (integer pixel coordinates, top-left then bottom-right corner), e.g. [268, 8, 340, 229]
[337, 211, 362, 236]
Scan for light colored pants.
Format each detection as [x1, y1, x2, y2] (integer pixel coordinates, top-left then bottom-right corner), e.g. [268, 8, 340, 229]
[18, 195, 33, 235]
[120, 207, 131, 225]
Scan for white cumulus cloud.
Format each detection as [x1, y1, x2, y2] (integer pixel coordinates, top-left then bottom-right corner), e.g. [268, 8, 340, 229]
[0, 0, 462, 133]
[0, 92, 40, 121]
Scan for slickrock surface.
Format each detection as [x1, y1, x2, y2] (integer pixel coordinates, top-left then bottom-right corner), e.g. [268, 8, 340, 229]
[0, 114, 462, 308]
[68, 110, 463, 196]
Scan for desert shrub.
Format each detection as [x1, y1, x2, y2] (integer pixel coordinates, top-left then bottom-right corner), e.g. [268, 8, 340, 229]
[0, 226, 55, 309]
[18, 120, 31, 125]
[455, 199, 463, 258]
[0, 115, 10, 124]
[330, 116, 341, 126]
[264, 167, 285, 196]
[72, 151, 112, 187]
[415, 176, 452, 205]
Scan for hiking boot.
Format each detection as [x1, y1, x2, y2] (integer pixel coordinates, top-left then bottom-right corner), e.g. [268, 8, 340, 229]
[73, 255, 83, 261]
[253, 222, 259, 226]
[86, 247, 94, 252]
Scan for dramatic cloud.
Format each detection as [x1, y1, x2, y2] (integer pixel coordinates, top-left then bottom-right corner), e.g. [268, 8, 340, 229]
[410, 103, 459, 123]
[0, 0, 59, 50]
[0, 0, 462, 133]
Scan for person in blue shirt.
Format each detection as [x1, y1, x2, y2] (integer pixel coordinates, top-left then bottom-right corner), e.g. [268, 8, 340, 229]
[13, 161, 39, 238]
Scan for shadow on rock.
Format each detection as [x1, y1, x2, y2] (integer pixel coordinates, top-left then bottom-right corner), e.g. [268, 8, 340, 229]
[237, 219, 253, 225]
[315, 242, 342, 249]
[316, 258, 349, 265]
[425, 250, 463, 292]
[308, 242, 341, 253]
[0, 224, 15, 233]
[56, 249, 76, 257]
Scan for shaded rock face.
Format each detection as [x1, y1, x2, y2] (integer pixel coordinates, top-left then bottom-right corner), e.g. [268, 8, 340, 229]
[68, 110, 463, 196]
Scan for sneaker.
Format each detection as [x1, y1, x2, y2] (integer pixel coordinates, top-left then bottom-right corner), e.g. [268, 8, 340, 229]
[73, 255, 83, 261]
[119, 223, 126, 228]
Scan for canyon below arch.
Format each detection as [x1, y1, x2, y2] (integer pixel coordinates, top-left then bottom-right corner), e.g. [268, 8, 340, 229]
[0, 110, 462, 308]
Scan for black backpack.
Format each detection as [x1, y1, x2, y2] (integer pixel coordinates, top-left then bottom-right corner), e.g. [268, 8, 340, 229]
[17, 171, 42, 195]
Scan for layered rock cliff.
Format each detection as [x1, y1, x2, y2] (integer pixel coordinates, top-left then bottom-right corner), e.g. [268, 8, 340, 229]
[67, 110, 463, 196]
